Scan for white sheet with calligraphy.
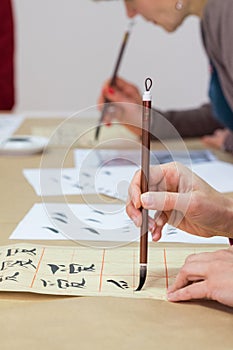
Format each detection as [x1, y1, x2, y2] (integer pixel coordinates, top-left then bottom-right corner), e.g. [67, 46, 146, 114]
[0, 243, 227, 299]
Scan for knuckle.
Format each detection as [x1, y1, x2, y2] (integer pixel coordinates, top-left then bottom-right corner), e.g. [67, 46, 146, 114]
[185, 254, 196, 263]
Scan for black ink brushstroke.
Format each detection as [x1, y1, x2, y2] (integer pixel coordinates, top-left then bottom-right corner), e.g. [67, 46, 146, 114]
[81, 172, 91, 178]
[53, 212, 68, 219]
[92, 210, 105, 215]
[107, 279, 124, 289]
[119, 280, 129, 288]
[63, 175, 72, 180]
[52, 217, 68, 224]
[83, 264, 95, 271]
[85, 218, 102, 224]
[166, 230, 177, 235]
[50, 177, 58, 183]
[73, 183, 83, 190]
[82, 227, 100, 235]
[43, 226, 59, 234]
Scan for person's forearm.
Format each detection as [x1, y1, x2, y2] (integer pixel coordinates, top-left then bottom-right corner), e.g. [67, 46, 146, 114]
[150, 103, 224, 140]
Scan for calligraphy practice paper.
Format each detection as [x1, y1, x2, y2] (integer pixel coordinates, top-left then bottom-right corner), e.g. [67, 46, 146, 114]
[10, 203, 228, 244]
[24, 161, 233, 200]
[161, 225, 228, 244]
[74, 148, 216, 169]
[73, 151, 233, 194]
[10, 203, 139, 242]
[191, 161, 233, 193]
[23, 166, 138, 199]
[23, 168, 93, 196]
[0, 243, 226, 299]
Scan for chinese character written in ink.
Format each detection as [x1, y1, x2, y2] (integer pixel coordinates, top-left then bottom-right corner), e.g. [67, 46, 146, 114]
[47, 263, 95, 275]
[0, 259, 36, 271]
[6, 248, 37, 257]
[107, 280, 129, 289]
[0, 272, 19, 283]
[40, 278, 86, 289]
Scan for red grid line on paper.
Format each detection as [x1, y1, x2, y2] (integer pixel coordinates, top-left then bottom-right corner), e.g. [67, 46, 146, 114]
[163, 248, 169, 290]
[98, 249, 106, 292]
[30, 247, 45, 288]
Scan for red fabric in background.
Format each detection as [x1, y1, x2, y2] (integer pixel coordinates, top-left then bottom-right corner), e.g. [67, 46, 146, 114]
[0, 0, 14, 110]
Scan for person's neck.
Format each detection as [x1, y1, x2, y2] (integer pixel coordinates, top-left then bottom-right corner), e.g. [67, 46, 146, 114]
[189, 0, 209, 18]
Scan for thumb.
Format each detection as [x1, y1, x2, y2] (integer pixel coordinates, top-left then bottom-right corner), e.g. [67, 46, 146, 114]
[141, 191, 191, 213]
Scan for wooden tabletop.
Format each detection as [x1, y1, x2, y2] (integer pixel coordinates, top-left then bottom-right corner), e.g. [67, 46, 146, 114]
[1, 117, 233, 350]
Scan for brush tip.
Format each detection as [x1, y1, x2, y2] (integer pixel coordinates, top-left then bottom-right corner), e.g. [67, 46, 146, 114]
[135, 265, 147, 291]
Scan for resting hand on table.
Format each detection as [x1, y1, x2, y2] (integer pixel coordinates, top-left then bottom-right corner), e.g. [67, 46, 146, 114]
[202, 128, 230, 150]
[167, 247, 233, 307]
[97, 77, 142, 135]
[126, 162, 233, 241]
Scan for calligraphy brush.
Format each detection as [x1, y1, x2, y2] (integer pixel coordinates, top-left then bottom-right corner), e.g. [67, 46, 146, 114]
[135, 78, 152, 291]
[95, 20, 134, 141]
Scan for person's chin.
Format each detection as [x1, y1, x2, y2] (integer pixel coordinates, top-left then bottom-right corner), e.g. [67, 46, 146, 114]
[162, 24, 178, 33]
[152, 21, 176, 33]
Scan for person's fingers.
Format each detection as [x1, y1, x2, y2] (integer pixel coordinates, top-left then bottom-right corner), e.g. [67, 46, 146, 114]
[129, 163, 194, 195]
[167, 280, 208, 302]
[114, 77, 141, 101]
[141, 191, 191, 213]
[128, 170, 142, 209]
[214, 129, 224, 136]
[148, 216, 156, 234]
[148, 162, 189, 193]
[97, 81, 126, 107]
[202, 135, 215, 143]
[152, 211, 168, 241]
[97, 80, 112, 106]
[126, 197, 155, 232]
[104, 86, 136, 104]
[101, 104, 120, 125]
[167, 261, 208, 293]
[126, 199, 142, 227]
[201, 135, 220, 149]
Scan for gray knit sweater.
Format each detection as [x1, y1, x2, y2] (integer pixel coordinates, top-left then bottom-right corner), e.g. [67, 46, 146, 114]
[150, 0, 233, 153]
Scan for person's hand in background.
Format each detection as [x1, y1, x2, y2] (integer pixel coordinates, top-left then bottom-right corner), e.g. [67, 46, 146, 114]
[202, 128, 230, 150]
[97, 77, 143, 135]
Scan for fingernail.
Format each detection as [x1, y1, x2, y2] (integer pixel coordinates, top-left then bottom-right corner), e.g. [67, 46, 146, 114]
[141, 193, 152, 206]
[152, 232, 159, 242]
[156, 217, 164, 227]
[149, 222, 155, 233]
[167, 292, 175, 301]
[106, 122, 112, 127]
[108, 87, 114, 94]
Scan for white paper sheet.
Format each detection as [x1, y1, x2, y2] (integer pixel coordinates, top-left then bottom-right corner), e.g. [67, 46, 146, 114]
[161, 225, 228, 244]
[10, 203, 139, 243]
[73, 150, 233, 194]
[191, 161, 233, 193]
[74, 148, 216, 169]
[10, 203, 228, 245]
[23, 165, 138, 198]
